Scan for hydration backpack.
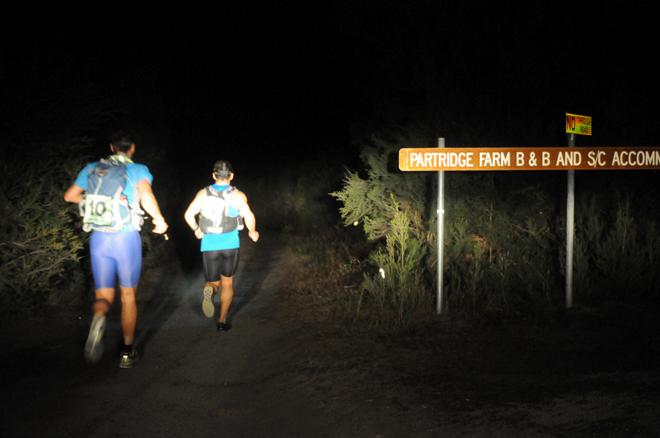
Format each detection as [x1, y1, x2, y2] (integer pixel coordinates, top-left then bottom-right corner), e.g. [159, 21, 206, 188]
[80, 156, 139, 232]
[198, 185, 244, 234]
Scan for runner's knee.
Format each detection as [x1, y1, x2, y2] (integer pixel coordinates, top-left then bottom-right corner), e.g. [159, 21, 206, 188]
[92, 298, 112, 313]
[120, 288, 137, 303]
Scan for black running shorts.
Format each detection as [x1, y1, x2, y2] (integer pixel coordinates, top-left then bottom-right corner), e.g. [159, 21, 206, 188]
[202, 248, 240, 281]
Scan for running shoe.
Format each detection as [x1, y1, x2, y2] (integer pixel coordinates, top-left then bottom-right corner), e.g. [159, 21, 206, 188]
[119, 349, 139, 369]
[216, 321, 232, 332]
[202, 285, 215, 318]
[84, 314, 106, 364]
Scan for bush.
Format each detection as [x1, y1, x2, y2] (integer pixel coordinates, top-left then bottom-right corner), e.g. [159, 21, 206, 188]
[444, 173, 560, 315]
[574, 192, 660, 304]
[302, 123, 660, 323]
[332, 140, 565, 321]
[0, 155, 88, 318]
[331, 139, 434, 327]
[360, 195, 432, 326]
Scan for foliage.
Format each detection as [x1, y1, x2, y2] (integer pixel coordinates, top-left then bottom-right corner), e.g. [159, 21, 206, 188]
[330, 136, 660, 323]
[0, 153, 88, 317]
[574, 192, 660, 303]
[360, 195, 432, 326]
[331, 139, 434, 327]
[443, 173, 561, 315]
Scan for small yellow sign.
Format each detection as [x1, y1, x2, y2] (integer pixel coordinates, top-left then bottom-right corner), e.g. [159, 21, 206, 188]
[566, 113, 592, 136]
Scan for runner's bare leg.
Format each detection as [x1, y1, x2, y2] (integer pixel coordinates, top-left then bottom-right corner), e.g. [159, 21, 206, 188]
[207, 280, 221, 294]
[218, 275, 234, 323]
[119, 286, 137, 345]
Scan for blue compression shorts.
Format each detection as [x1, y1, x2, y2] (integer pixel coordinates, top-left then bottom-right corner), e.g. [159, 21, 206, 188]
[90, 231, 142, 289]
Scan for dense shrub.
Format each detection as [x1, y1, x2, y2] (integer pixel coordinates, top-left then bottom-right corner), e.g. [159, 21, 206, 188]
[0, 154, 88, 317]
[443, 173, 561, 315]
[331, 138, 435, 327]
[331, 138, 660, 322]
[574, 192, 660, 304]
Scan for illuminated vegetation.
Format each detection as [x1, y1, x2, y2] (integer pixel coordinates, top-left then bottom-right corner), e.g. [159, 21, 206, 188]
[0, 151, 88, 317]
[331, 140, 433, 327]
[326, 140, 660, 325]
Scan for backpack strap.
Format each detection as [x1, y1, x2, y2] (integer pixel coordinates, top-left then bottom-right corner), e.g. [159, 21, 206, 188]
[207, 185, 235, 199]
[223, 186, 236, 199]
[108, 154, 133, 165]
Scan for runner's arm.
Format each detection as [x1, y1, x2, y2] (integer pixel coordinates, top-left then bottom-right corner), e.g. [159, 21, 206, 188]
[236, 192, 259, 242]
[63, 184, 85, 204]
[137, 179, 168, 234]
[184, 189, 206, 239]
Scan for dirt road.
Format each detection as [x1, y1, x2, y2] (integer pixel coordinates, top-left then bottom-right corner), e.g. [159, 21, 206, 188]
[0, 235, 418, 438]
[2, 236, 289, 437]
[3, 234, 660, 437]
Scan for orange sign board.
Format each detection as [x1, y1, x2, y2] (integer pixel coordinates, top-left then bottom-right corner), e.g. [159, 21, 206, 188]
[399, 147, 660, 171]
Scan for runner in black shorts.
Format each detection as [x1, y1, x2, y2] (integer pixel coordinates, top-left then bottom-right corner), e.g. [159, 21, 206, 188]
[203, 249, 240, 280]
[184, 160, 259, 331]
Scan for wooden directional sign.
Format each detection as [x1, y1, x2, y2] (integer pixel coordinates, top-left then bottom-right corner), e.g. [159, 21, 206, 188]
[399, 147, 660, 171]
[566, 113, 592, 136]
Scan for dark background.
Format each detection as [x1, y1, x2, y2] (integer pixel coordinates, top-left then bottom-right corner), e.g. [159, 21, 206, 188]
[3, 4, 659, 155]
[2, 2, 660, 233]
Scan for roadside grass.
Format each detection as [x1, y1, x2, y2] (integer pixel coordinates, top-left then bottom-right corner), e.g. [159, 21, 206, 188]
[279, 227, 660, 424]
[283, 226, 438, 334]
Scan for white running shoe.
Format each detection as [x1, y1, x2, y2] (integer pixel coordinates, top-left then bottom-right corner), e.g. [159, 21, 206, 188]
[84, 314, 106, 364]
[202, 285, 215, 318]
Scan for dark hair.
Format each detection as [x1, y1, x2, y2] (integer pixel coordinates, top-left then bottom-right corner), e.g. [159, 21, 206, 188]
[213, 160, 233, 179]
[110, 131, 135, 153]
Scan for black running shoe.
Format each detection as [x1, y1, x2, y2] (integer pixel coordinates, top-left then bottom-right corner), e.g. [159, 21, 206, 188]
[216, 322, 232, 332]
[119, 349, 139, 369]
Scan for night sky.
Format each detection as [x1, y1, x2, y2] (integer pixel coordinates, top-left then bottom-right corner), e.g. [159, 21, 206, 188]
[2, 3, 659, 176]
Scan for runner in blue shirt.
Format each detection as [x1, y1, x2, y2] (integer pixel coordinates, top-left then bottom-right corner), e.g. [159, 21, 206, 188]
[184, 160, 259, 331]
[64, 132, 168, 368]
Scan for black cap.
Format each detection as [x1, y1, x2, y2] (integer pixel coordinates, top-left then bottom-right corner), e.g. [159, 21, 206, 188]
[213, 160, 233, 178]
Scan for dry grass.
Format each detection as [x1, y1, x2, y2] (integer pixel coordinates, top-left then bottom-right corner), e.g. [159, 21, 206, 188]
[275, 234, 660, 434]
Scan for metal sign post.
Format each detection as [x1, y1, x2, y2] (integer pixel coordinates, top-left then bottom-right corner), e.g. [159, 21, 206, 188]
[566, 133, 576, 308]
[564, 112, 591, 308]
[437, 137, 445, 315]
